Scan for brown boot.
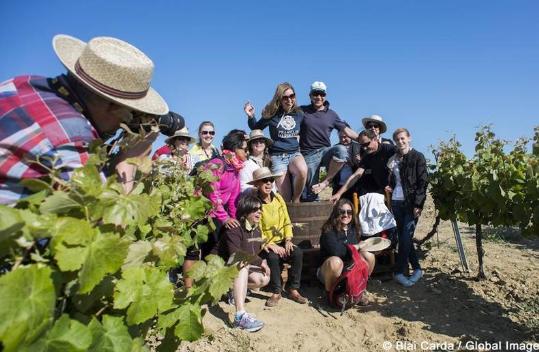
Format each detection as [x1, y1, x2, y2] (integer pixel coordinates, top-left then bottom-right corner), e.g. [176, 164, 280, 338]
[265, 293, 281, 307]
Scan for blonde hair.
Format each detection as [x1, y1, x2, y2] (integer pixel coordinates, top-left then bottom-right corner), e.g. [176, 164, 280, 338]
[261, 82, 299, 119]
[392, 128, 411, 141]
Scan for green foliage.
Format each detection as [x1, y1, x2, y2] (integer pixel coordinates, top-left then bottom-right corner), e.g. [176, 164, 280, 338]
[0, 143, 237, 350]
[430, 126, 538, 235]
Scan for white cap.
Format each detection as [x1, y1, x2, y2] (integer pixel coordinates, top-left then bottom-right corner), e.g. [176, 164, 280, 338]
[310, 81, 327, 93]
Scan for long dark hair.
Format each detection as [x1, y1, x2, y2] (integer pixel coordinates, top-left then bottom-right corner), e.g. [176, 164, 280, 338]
[236, 194, 262, 222]
[321, 198, 360, 236]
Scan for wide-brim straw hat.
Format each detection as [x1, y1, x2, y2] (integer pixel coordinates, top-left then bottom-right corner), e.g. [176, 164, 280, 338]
[165, 127, 195, 144]
[248, 129, 273, 146]
[358, 237, 391, 252]
[247, 167, 283, 185]
[53, 34, 168, 115]
[362, 114, 387, 134]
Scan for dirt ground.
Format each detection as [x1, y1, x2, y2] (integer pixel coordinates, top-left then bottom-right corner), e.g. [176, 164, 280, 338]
[172, 195, 539, 352]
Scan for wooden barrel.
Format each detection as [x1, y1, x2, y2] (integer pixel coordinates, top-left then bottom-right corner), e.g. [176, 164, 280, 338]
[287, 201, 333, 249]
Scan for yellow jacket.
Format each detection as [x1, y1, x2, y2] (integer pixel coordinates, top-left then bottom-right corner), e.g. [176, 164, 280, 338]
[259, 192, 293, 245]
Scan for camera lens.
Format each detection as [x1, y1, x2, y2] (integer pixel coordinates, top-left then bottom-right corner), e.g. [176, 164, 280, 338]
[158, 111, 185, 136]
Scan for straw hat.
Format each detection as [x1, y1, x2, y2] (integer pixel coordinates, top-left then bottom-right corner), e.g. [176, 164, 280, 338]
[358, 237, 391, 252]
[53, 34, 168, 115]
[362, 114, 387, 134]
[165, 127, 195, 144]
[248, 129, 273, 146]
[247, 167, 283, 185]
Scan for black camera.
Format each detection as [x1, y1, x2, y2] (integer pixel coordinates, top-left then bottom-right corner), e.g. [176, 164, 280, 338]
[128, 111, 185, 136]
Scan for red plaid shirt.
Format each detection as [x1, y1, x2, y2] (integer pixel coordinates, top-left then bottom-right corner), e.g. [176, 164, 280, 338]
[0, 75, 99, 205]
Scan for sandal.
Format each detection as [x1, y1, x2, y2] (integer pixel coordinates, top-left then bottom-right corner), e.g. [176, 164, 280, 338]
[265, 294, 281, 307]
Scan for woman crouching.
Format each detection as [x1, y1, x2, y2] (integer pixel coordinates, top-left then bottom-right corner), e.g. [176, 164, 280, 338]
[221, 195, 270, 332]
[318, 199, 375, 293]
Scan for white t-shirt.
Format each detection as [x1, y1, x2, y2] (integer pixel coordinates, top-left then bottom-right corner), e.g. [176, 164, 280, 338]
[388, 157, 405, 201]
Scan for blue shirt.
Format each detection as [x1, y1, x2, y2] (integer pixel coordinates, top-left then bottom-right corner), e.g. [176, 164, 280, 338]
[248, 110, 303, 154]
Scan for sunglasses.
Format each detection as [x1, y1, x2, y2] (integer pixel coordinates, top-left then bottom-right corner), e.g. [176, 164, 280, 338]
[251, 206, 262, 212]
[282, 93, 296, 101]
[339, 209, 353, 216]
[201, 130, 215, 136]
[360, 140, 372, 148]
[311, 91, 326, 97]
[261, 177, 275, 183]
[366, 123, 380, 129]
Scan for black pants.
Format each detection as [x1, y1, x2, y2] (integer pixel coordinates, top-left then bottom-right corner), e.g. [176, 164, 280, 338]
[261, 244, 303, 294]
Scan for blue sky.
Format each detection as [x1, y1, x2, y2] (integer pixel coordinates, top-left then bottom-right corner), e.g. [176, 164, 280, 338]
[1, 1, 537, 159]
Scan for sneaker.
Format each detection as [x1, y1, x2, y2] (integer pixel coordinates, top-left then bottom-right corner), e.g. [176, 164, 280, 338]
[234, 312, 264, 332]
[394, 273, 414, 287]
[409, 269, 423, 284]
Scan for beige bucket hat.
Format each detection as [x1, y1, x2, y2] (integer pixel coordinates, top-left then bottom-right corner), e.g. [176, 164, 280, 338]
[247, 167, 283, 185]
[165, 127, 196, 144]
[248, 129, 273, 146]
[358, 237, 391, 252]
[362, 114, 387, 134]
[53, 34, 168, 115]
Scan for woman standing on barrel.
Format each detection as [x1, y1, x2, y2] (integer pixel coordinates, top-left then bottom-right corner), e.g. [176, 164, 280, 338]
[385, 128, 428, 287]
[244, 82, 307, 203]
[249, 167, 308, 307]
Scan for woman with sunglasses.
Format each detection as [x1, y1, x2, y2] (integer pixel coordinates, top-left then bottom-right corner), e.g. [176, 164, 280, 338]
[190, 121, 220, 166]
[239, 129, 272, 192]
[248, 167, 307, 306]
[244, 82, 307, 203]
[221, 195, 270, 332]
[319, 199, 375, 293]
[385, 128, 428, 287]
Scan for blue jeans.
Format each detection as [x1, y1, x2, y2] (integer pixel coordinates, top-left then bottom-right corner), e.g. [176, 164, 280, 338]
[270, 151, 303, 174]
[301, 145, 347, 201]
[392, 200, 421, 274]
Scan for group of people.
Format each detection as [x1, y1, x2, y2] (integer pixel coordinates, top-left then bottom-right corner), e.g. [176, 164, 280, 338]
[0, 33, 429, 334]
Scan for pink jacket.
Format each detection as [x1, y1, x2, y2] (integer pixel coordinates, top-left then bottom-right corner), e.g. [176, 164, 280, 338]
[204, 158, 240, 222]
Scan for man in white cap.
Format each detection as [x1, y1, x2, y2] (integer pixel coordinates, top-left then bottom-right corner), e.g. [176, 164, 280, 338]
[0, 34, 173, 205]
[299, 81, 358, 201]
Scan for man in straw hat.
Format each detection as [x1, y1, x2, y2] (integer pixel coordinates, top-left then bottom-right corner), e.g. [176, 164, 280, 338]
[299, 81, 359, 202]
[0, 34, 174, 204]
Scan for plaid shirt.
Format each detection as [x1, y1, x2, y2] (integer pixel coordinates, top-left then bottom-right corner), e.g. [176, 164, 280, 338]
[0, 75, 99, 205]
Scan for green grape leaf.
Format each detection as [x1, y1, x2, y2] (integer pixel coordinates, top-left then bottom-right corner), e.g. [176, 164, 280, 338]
[40, 191, 82, 214]
[88, 315, 133, 352]
[187, 260, 207, 281]
[122, 240, 153, 269]
[157, 303, 203, 342]
[53, 230, 129, 294]
[31, 314, 92, 352]
[71, 164, 104, 197]
[152, 235, 187, 267]
[0, 206, 25, 255]
[0, 265, 55, 352]
[208, 264, 238, 301]
[114, 267, 174, 325]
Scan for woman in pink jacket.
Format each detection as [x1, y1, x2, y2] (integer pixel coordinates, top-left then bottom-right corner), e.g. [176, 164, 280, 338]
[182, 130, 248, 289]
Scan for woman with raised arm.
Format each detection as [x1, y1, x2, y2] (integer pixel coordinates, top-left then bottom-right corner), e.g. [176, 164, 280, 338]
[244, 82, 307, 203]
[319, 199, 375, 293]
[249, 167, 307, 306]
[385, 128, 428, 287]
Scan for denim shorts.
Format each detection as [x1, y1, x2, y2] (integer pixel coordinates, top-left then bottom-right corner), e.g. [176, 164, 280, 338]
[270, 151, 303, 174]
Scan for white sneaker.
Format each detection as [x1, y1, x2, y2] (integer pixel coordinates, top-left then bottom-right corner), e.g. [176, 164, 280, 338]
[409, 269, 423, 284]
[394, 273, 414, 287]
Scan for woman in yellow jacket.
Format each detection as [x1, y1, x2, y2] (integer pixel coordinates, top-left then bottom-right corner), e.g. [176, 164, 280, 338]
[248, 167, 307, 307]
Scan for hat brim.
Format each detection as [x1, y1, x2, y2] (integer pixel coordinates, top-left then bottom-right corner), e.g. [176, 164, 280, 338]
[165, 135, 195, 144]
[53, 34, 168, 116]
[358, 237, 391, 252]
[248, 135, 273, 146]
[361, 118, 387, 134]
[246, 171, 284, 185]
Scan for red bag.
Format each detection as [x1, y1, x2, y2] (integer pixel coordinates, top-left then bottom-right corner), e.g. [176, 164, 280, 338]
[328, 244, 369, 311]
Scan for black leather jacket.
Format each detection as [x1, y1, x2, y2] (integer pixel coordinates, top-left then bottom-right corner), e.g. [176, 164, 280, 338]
[388, 148, 428, 210]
